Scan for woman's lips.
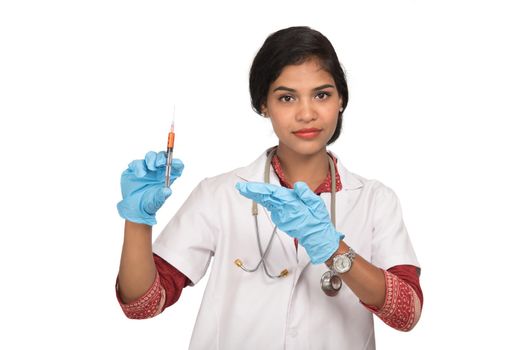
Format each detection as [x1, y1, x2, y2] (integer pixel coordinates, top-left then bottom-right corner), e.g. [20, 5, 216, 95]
[293, 128, 322, 139]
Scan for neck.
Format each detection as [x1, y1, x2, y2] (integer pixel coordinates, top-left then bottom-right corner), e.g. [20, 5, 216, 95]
[275, 145, 330, 190]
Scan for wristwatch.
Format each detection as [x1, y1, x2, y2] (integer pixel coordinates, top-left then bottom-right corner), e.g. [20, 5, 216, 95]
[330, 247, 356, 274]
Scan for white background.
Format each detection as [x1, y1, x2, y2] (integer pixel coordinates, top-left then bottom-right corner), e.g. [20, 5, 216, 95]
[1, 0, 523, 348]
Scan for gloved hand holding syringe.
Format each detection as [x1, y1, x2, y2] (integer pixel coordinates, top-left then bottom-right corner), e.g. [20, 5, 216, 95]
[117, 105, 184, 226]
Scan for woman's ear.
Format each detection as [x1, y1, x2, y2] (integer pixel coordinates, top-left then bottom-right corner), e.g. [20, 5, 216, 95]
[261, 105, 269, 117]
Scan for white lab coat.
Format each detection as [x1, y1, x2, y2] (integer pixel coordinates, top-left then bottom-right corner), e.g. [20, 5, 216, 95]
[153, 148, 420, 350]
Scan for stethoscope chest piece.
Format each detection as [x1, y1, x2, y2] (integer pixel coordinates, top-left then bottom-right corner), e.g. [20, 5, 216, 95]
[320, 270, 342, 297]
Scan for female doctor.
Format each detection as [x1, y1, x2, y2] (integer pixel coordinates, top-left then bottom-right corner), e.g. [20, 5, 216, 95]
[116, 26, 423, 349]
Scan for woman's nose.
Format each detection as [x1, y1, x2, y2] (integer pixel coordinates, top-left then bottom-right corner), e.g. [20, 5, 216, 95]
[295, 100, 317, 122]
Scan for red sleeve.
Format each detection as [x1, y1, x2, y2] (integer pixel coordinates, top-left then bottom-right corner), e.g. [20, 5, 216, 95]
[116, 254, 191, 319]
[360, 264, 423, 331]
[116, 271, 165, 319]
[387, 265, 423, 307]
[153, 253, 191, 312]
[361, 269, 422, 331]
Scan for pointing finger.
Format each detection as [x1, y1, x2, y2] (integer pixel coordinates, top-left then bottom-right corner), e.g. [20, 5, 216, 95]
[235, 182, 283, 211]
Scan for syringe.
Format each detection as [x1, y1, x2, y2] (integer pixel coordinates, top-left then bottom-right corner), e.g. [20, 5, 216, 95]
[165, 106, 176, 187]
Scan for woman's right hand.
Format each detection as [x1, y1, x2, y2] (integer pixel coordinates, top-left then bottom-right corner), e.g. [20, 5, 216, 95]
[117, 151, 184, 226]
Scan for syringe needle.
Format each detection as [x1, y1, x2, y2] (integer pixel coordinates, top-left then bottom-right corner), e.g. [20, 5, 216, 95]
[171, 105, 175, 130]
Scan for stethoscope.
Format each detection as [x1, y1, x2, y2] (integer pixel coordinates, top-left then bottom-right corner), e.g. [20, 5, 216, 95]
[235, 146, 343, 296]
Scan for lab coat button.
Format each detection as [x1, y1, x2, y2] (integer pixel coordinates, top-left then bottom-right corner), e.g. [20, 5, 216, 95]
[288, 328, 298, 337]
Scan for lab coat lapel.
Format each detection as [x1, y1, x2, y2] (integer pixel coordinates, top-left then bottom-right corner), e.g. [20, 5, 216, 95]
[296, 241, 311, 271]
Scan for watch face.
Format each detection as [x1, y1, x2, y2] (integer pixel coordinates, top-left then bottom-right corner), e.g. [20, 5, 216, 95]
[334, 255, 351, 273]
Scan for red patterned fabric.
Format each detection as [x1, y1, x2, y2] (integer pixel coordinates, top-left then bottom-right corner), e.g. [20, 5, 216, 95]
[388, 265, 423, 307]
[154, 254, 191, 311]
[270, 151, 342, 194]
[116, 272, 165, 319]
[361, 270, 421, 331]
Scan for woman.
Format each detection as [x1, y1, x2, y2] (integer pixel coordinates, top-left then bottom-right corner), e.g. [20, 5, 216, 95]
[116, 26, 423, 349]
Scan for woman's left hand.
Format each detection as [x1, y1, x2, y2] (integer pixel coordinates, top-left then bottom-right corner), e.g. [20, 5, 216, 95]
[235, 181, 343, 264]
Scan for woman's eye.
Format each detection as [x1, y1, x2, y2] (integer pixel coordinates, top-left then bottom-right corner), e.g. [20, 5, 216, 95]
[279, 95, 294, 103]
[316, 92, 331, 100]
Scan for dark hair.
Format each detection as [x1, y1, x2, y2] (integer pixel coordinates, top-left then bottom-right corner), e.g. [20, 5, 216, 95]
[249, 26, 349, 145]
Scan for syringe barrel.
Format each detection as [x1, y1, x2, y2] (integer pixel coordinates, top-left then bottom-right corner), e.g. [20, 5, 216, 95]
[165, 150, 174, 187]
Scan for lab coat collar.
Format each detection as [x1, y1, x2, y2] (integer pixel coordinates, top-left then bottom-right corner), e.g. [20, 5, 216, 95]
[235, 147, 364, 191]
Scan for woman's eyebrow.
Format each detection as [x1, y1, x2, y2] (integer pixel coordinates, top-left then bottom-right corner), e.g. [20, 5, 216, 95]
[272, 84, 335, 93]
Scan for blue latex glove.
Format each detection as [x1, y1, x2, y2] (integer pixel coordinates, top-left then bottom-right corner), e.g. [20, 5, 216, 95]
[235, 181, 344, 264]
[117, 151, 184, 226]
